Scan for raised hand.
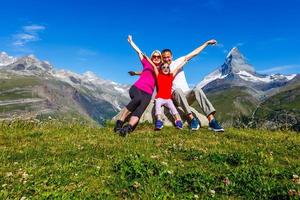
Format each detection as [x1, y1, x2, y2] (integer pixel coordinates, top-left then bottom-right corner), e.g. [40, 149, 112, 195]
[127, 35, 133, 43]
[128, 71, 136, 76]
[206, 39, 217, 45]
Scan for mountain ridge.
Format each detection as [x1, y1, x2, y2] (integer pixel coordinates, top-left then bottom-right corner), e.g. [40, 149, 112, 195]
[0, 52, 130, 124]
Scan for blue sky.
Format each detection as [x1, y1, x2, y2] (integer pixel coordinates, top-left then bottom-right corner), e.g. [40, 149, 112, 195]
[0, 0, 299, 85]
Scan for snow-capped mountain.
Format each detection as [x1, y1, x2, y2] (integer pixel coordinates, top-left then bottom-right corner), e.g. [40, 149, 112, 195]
[197, 47, 297, 91]
[53, 69, 130, 110]
[0, 52, 17, 66]
[0, 51, 130, 124]
[2, 54, 53, 73]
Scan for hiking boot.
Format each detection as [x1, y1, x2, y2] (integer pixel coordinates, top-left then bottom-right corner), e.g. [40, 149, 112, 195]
[119, 124, 133, 137]
[114, 120, 124, 133]
[175, 120, 183, 129]
[189, 118, 200, 131]
[155, 120, 164, 130]
[209, 119, 224, 132]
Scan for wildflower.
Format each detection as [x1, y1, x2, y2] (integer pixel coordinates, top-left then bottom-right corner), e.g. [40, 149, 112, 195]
[209, 189, 215, 197]
[132, 181, 141, 189]
[161, 161, 168, 166]
[20, 197, 26, 200]
[150, 155, 158, 159]
[22, 172, 29, 179]
[292, 175, 300, 184]
[288, 189, 297, 196]
[167, 170, 173, 175]
[223, 177, 231, 186]
[194, 194, 199, 199]
[5, 172, 13, 177]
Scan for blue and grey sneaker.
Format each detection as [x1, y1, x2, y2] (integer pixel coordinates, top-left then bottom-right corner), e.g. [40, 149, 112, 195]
[189, 118, 200, 131]
[155, 120, 164, 130]
[175, 120, 183, 129]
[209, 119, 224, 132]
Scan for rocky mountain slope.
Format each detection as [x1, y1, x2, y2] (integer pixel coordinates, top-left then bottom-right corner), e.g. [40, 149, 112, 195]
[0, 52, 130, 124]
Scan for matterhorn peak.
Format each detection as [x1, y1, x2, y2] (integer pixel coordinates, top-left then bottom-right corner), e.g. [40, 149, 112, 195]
[222, 47, 255, 74]
[226, 47, 242, 58]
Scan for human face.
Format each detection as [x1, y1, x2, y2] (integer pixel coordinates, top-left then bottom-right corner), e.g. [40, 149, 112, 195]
[162, 51, 173, 65]
[151, 54, 161, 65]
[161, 64, 170, 75]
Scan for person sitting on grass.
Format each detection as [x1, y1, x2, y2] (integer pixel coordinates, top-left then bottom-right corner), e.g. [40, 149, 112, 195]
[145, 56, 187, 130]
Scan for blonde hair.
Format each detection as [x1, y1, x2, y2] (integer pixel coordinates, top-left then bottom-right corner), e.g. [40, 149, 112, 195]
[150, 50, 161, 58]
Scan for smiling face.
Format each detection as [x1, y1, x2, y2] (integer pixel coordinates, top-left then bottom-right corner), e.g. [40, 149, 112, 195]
[162, 51, 173, 65]
[161, 63, 170, 75]
[151, 53, 162, 66]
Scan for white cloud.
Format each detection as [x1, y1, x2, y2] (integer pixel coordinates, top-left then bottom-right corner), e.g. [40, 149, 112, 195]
[23, 25, 45, 33]
[258, 65, 299, 74]
[12, 24, 45, 47]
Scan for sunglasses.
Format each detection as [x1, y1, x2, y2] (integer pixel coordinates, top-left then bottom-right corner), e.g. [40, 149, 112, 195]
[161, 66, 170, 70]
[152, 55, 161, 59]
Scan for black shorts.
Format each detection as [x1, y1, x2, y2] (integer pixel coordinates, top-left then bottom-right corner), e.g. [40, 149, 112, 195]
[126, 85, 152, 118]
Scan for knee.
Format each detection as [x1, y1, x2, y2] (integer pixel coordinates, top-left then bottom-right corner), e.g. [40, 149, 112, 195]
[193, 87, 205, 99]
[173, 88, 185, 100]
[193, 87, 204, 94]
[174, 88, 185, 95]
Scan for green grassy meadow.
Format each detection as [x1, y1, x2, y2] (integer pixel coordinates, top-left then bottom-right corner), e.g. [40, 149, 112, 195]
[0, 120, 300, 199]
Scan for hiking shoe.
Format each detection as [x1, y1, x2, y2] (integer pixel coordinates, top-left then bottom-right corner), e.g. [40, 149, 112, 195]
[175, 120, 183, 129]
[189, 118, 200, 131]
[209, 119, 224, 132]
[155, 120, 164, 130]
[114, 120, 124, 133]
[119, 124, 133, 137]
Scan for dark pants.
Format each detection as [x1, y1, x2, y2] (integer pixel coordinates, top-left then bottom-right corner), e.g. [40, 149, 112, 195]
[126, 85, 152, 118]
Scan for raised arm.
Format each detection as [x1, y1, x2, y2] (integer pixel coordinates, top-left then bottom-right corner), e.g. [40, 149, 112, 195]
[171, 58, 188, 76]
[128, 35, 144, 60]
[144, 55, 159, 77]
[185, 39, 217, 62]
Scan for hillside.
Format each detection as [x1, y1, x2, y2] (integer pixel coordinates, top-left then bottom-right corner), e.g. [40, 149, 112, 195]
[195, 86, 259, 127]
[254, 79, 300, 131]
[0, 120, 299, 199]
[0, 53, 130, 124]
[0, 72, 116, 124]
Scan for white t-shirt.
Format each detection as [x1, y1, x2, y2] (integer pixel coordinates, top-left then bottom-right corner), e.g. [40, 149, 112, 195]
[169, 56, 190, 93]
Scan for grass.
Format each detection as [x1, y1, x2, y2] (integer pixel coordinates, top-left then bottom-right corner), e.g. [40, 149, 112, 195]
[0, 77, 41, 92]
[0, 103, 35, 113]
[0, 120, 300, 199]
[0, 89, 37, 101]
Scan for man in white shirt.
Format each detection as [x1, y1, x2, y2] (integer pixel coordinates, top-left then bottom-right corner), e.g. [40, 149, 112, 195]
[162, 39, 224, 132]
